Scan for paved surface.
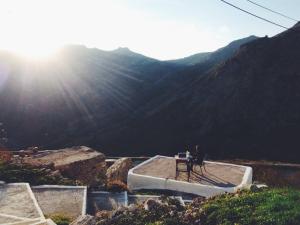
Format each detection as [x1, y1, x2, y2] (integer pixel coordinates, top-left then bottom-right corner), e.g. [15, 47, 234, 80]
[32, 187, 85, 220]
[134, 157, 246, 187]
[0, 184, 42, 221]
[0, 214, 22, 224]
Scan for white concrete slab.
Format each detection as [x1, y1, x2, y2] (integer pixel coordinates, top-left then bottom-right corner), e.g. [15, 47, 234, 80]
[0, 183, 45, 225]
[128, 155, 253, 197]
[32, 185, 87, 220]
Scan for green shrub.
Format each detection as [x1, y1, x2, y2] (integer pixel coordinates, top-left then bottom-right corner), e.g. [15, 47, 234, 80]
[47, 214, 72, 225]
[96, 188, 300, 225]
[200, 188, 300, 225]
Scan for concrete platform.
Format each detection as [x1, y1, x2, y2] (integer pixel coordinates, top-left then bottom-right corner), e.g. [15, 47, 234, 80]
[32, 185, 87, 220]
[128, 155, 252, 197]
[0, 183, 45, 225]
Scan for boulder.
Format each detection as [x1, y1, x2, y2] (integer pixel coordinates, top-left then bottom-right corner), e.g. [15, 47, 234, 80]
[143, 198, 163, 211]
[23, 146, 106, 186]
[106, 158, 132, 183]
[95, 210, 112, 219]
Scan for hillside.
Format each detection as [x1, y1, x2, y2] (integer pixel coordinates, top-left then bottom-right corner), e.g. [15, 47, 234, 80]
[5, 31, 299, 162]
[121, 23, 300, 162]
[168, 35, 258, 66]
[0, 46, 182, 149]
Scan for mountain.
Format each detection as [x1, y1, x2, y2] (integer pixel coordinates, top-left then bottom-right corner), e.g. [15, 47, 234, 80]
[0, 45, 182, 149]
[1, 34, 284, 161]
[168, 35, 258, 66]
[119, 23, 300, 162]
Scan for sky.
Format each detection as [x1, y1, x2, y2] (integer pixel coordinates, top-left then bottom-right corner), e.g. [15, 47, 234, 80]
[0, 0, 298, 60]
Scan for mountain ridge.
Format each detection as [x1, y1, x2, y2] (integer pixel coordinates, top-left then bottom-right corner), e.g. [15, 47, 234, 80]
[2, 32, 297, 162]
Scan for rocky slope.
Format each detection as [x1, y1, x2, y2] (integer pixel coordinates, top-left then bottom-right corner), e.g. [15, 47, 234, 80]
[122, 23, 300, 161]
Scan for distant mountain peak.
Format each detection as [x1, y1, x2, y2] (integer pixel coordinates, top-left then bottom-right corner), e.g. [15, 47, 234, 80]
[168, 35, 258, 66]
[113, 47, 132, 54]
[111, 47, 158, 61]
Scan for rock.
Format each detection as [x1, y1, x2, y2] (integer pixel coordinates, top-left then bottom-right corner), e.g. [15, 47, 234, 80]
[23, 160, 55, 170]
[249, 184, 259, 192]
[70, 215, 96, 225]
[143, 198, 163, 211]
[106, 158, 132, 183]
[25, 146, 40, 155]
[127, 203, 138, 212]
[23, 146, 106, 186]
[50, 170, 62, 177]
[95, 210, 112, 219]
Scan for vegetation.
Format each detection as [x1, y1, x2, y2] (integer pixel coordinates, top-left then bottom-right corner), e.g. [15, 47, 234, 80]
[97, 188, 300, 225]
[46, 214, 72, 225]
[0, 149, 12, 163]
[200, 188, 300, 225]
[106, 180, 128, 192]
[0, 161, 75, 185]
[97, 196, 186, 225]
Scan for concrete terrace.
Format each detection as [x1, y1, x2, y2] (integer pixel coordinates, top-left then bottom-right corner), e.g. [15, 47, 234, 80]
[133, 157, 246, 187]
[128, 155, 253, 197]
[32, 185, 87, 220]
[0, 183, 45, 224]
[0, 183, 87, 225]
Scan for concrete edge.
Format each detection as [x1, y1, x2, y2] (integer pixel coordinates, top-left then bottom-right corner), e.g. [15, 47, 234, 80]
[128, 155, 253, 197]
[31, 185, 86, 189]
[31, 185, 88, 216]
[5, 219, 42, 225]
[128, 155, 233, 190]
[25, 183, 45, 220]
[90, 191, 127, 194]
[0, 213, 34, 222]
[82, 186, 87, 216]
[235, 166, 253, 191]
[6, 183, 45, 220]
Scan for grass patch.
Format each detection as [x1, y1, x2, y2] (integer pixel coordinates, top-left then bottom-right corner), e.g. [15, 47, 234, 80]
[200, 188, 300, 225]
[46, 214, 72, 225]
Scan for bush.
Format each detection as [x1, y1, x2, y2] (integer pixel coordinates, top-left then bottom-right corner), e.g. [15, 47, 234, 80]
[97, 188, 300, 225]
[106, 180, 128, 192]
[47, 214, 72, 225]
[0, 150, 12, 163]
[199, 188, 300, 225]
